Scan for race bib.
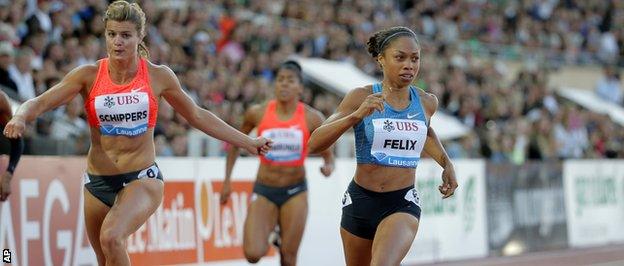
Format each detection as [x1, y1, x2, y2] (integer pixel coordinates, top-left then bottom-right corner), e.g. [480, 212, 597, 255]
[95, 90, 150, 136]
[404, 187, 421, 207]
[261, 127, 304, 162]
[370, 118, 427, 167]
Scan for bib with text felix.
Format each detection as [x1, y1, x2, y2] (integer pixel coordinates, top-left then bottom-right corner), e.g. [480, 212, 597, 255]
[370, 118, 427, 167]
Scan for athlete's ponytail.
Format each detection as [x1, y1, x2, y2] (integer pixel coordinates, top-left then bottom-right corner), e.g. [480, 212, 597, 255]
[138, 41, 149, 58]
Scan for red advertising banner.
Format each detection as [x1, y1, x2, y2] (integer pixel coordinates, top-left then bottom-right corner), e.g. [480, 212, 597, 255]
[0, 156, 92, 266]
[0, 156, 274, 265]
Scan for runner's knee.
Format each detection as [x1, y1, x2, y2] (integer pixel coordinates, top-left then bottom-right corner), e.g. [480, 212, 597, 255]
[244, 243, 268, 263]
[99, 228, 126, 254]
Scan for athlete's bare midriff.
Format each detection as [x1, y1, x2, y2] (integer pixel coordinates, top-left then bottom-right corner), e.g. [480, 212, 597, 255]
[354, 164, 416, 192]
[256, 164, 306, 187]
[86, 128, 155, 175]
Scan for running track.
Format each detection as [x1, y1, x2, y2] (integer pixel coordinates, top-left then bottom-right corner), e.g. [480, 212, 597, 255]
[416, 244, 624, 266]
[187, 244, 624, 265]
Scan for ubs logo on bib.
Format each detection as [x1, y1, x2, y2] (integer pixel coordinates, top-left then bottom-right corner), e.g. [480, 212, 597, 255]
[382, 119, 420, 132]
[117, 95, 141, 105]
[395, 121, 420, 131]
[383, 120, 395, 132]
[104, 96, 115, 108]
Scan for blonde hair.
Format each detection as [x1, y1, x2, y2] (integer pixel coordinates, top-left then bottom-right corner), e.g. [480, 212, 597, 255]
[104, 0, 149, 58]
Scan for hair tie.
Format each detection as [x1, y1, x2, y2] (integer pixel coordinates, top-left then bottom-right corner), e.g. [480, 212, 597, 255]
[378, 31, 414, 54]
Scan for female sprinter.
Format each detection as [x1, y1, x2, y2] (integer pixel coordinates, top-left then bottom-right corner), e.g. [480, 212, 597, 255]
[220, 61, 334, 266]
[307, 26, 458, 266]
[3, 1, 271, 265]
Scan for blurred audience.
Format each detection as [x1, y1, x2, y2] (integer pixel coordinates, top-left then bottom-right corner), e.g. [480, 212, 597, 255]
[0, 0, 622, 159]
[49, 96, 89, 154]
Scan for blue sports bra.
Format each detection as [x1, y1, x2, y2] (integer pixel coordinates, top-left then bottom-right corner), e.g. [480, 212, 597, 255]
[354, 83, 429, 168]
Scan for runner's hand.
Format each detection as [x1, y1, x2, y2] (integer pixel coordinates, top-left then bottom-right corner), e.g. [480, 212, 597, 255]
[320, 162, 334, 177]
[4, 116, 26, 139]
[438, 165, 458, 199]
[220, 180, 232, 204]
[351, 92, 384, 120]
[247, 137, 272, 155]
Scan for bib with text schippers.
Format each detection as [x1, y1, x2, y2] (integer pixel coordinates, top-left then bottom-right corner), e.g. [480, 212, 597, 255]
[261, 127, 304, 162]
[370, 118, 427, 167]
[95, 89, 150, 136]
[85, 58, 159, 135]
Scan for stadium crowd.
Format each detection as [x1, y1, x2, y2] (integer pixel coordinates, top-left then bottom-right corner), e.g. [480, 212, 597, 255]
[0, 0, 622, 160]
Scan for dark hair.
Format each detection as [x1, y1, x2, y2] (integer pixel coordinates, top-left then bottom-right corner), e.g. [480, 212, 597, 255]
[277, 60, 303, 82]
[366, 26, 419, 58]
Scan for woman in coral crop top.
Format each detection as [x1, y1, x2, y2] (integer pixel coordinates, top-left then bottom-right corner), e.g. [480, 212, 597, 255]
[2, 1, 271, 265]
[220, 61, 335, 266]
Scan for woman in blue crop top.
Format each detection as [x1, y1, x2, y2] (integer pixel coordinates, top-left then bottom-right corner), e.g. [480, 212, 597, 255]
[308, 26, 458, 266]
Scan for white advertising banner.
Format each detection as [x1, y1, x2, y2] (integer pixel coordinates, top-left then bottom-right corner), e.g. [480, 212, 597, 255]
[564, 160, 624, 247]
[0, 156, 486, 266]
[403, 159, 488, 264]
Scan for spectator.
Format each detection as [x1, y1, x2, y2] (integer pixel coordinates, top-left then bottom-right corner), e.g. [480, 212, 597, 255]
[553, 106, 589, 159]
[595, 65, 623, 105]
[49, 96, 88, 154]
[527, 112, 558, 160]
[170, 133, 189, 157]
[8, 46, 36, 101]
[155, 134, 174, 156]
[0, 41, 17, 93]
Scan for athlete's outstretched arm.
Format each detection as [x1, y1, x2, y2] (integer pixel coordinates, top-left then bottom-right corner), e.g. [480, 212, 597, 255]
[0, 93, 22, 174]
[0, 92, 23, 201]
[317, 148, 335, 177]
[308, 87, 383, 154]
[306, 106, 335, 177]
[420, 92, 457, 199]
[220, 105, 260, 204]
[4, 65, 91, 139]
[159, 66, 271, 155]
